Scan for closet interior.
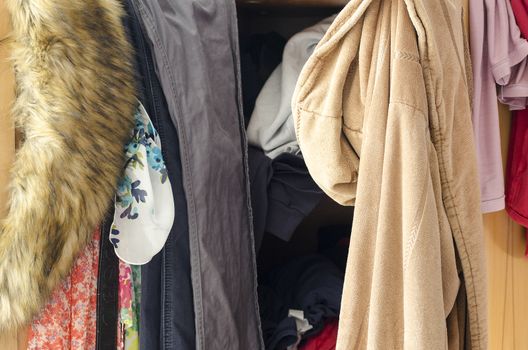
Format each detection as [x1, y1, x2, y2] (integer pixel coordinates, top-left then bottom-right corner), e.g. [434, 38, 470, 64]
[237, 0, 351, 263]
[234, 1, 528, 349]
[236, 1, 352, 348]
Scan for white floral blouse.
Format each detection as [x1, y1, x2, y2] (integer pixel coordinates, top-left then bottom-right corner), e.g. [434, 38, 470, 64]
[110, 103, 174, 265]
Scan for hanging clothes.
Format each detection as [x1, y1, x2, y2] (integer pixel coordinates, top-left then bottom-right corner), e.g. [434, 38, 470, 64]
[131, 0, 263, 348]
[28, 229, 100, 350]
[117, 262, 141, 350]
[511, 0, 528, 38]
[0, 0, 136, 330]
[110, 103, 174, 265]
[506, 110, 528, 227]
[122, 1, 196, 349]
[507, 0, 528, 236]
[506, 110, 528, 240]
[0, 0, 15, 221]
[96, 213, 120, 350]
[292, 0, 486, 348]
[470, 0, 528, 213]
[247, 15, 336, 159]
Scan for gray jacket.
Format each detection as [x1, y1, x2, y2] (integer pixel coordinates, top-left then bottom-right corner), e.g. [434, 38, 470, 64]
[131, 1, 263, 349]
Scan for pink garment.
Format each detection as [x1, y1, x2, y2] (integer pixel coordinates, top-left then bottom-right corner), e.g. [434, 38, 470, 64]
[27, 229, 100, 350]
[117, 261, 131, 350]
[470, 0, 528, 213]
[117, 261, 140, 350]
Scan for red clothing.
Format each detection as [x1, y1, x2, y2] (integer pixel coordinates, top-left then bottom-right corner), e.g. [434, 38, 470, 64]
[27, 229, 100, 350]
[506, 110, 528, 255]
[300, 320, 338, 350]
[511, 0, 528, 39]
[506, 110, 528, 227]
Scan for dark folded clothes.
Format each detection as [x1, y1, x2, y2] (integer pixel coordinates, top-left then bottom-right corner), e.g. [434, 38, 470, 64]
[258, 255, 344, 350]
[248, 147, 323, 249]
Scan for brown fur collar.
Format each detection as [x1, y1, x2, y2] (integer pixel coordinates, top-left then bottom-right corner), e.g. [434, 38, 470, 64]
[0, 0, 136, 331]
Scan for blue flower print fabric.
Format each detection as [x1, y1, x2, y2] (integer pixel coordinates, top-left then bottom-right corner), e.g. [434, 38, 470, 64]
[110, 103, 174, 265]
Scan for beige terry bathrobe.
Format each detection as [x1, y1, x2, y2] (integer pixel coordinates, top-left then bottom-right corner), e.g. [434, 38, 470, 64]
[293, 0, 486, 349]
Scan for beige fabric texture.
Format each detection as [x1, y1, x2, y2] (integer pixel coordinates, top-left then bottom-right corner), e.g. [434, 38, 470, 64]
[0, 0, 15, 219]
[292, 0, 486, 349]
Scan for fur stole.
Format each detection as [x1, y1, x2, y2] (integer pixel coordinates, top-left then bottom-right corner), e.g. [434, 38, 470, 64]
[0, 0, 136, 331]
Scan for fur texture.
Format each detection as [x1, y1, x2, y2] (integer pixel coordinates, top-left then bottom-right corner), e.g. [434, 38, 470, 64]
[0, 0, 136, 331]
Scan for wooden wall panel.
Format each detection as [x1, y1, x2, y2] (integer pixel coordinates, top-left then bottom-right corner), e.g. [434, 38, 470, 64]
[484, 104, 528, 350]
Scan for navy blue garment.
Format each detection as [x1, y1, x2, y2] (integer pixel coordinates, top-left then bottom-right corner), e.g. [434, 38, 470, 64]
[123, 1, 196, 349]
[248, 147, 323, 249]
[258, 255, 344, 350]
[267, 152, 324, 241]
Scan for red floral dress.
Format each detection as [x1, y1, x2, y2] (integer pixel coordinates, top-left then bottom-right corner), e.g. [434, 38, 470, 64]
[27, 229, 100, 350]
